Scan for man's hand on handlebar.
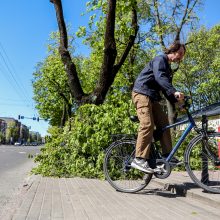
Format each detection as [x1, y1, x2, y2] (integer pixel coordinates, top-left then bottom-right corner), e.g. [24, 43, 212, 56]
[174, 94, 192, 111]
[174, 91, 185, 101]
[174, 92, 187, 111]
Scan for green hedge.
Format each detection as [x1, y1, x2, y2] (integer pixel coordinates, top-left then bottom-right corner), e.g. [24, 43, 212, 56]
[33, 100, 138, 178]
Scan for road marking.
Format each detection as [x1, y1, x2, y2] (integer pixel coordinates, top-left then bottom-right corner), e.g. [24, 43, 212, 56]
[18, 152, 27, 154]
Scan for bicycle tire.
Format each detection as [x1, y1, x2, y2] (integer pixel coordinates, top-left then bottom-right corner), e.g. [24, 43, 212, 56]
[185, 132, 220, 193]
[103, 139, 152, 193]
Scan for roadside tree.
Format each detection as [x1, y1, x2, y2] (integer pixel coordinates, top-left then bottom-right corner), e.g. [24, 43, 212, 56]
[174, 25, 220, 110]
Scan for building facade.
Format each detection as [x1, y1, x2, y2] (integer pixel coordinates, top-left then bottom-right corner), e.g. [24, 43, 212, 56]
[0, 117, 30, 144]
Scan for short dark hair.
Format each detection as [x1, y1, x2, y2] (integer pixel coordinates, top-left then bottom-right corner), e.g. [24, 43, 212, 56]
[165, 41, 186, 54]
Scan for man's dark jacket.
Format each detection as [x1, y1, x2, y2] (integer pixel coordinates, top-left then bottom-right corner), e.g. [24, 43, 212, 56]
[133, 54, 177, 103]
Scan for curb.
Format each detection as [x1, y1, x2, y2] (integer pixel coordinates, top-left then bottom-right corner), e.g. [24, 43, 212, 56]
[151, 179, 220, 208]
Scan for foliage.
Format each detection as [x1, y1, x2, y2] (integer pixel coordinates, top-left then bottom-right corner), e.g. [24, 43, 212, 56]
[75, 0, 154, 99]
[5, 121, 19, 143]
[174, 25, 220, 110]
[147, 0, 201, 45]
[33, 96, 137, 178]
[0, 131, 5, 143]
[32, 32, 82, 126]
[29, 131, 42, 143]
[33, 57, 70, 126]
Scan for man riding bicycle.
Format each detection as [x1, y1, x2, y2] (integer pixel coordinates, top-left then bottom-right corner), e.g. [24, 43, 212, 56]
[131, 41, 186, 173]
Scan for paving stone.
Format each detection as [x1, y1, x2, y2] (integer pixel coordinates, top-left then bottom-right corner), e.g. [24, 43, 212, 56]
[4, 172, 220, 220]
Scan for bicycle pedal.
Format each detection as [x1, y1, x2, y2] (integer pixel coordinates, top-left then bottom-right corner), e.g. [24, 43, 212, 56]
[153, 167, 167, 174]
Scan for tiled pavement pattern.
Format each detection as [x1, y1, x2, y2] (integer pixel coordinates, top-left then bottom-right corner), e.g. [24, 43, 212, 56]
[2, 172, 220, 220]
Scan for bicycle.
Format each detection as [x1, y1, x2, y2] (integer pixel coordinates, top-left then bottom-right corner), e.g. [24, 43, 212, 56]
[103, 97, 220, 193]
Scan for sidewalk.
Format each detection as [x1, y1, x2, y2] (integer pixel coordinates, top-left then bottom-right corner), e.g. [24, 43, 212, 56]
[152, 171, 220, 207]
[2, 172, 220, 220]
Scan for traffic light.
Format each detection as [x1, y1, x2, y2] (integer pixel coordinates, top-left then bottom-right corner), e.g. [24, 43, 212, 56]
[18, 115, 39, 121]
[18, 115, 24, 119]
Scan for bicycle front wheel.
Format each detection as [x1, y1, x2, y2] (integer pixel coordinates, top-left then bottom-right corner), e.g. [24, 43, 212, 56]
[185, 132, 220, 193]
[103, 139, 152, 193]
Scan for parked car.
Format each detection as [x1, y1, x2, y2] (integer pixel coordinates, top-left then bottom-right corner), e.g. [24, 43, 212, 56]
[14, 142, 21, 146]
[31, 142, 38, 146]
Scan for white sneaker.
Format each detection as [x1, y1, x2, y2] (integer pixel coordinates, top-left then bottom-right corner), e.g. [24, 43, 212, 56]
[131, 158, 154, 173]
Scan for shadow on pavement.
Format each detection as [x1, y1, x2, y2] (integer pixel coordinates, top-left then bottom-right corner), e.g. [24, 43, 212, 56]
[134, 182, 200, 198]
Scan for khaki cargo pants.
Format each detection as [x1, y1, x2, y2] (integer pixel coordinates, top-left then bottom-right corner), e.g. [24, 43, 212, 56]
[132, 92, 172, 159]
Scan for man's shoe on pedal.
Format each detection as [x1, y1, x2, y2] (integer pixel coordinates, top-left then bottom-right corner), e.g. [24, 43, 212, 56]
[131, 158, 154, 173]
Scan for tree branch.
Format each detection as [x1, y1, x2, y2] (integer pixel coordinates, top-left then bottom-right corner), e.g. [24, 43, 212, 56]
[170, 0, 180, 31]
[153, 0, 166, 50]
[50, 0, 84, 101]
[174, 0, 198, 41]
[113, 2, 139, 76]
[171, 0, 178, 17]
[87, 0, 117, 104]
[46, 85, 71, 125]
[45, 75, 71, 106]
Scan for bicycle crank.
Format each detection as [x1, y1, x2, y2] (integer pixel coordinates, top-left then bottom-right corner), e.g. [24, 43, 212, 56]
[154, 159, 171, 179]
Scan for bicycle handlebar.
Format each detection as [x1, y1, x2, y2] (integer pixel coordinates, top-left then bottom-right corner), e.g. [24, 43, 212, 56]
[179, 96, 192, 111]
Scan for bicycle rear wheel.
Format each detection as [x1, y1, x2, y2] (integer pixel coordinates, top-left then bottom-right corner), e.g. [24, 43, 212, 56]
[185, 132, 220, 193]
[103, 139, 152, 193]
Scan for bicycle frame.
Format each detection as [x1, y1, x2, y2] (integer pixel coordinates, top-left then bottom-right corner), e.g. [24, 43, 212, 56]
[162, 111, 196, 163]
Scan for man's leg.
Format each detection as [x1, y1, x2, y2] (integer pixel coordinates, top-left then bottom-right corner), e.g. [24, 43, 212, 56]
[132, 92, 154, 159]
[152, 102, 182, 165]
[152, 102, 172, 155]
[131, 92, 154, 173]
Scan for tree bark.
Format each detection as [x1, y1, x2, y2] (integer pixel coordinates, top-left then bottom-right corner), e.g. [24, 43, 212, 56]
[50, 0, 138, 105]
[153, 0, 166, 50]
[60, 102, 67, 127]
[89, 0, 117, 104]
[50, 0, 84, 102]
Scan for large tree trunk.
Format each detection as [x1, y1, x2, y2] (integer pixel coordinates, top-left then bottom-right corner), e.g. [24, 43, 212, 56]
[60, 102, 67, 127]
[50, 0, 84, 102]
[50, 0, 138, 105]
[84, 0, 117, 104]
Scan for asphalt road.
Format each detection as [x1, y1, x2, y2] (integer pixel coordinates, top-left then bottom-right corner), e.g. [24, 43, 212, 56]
[0, 145, 41, 216]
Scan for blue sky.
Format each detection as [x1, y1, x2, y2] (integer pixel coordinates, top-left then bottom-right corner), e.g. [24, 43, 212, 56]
[0, 0, 219, 137]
